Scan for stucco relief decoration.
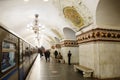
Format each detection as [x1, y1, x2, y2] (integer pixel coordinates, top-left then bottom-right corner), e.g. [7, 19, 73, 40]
[76, 28, 120, 44]
[63, 6, 84, 28]
[61, 40, 78, 47]
[55, 44, 61, 48]
[51, 45, 55, 49]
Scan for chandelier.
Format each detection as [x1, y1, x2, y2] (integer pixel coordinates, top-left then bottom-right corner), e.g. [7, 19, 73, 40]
[27, 14, 43, 46]
[32, 14, 40, 34]
[27, 14, 42, 34]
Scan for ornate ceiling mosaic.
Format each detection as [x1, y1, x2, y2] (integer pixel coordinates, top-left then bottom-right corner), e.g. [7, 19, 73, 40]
[63, 6, 84, 28]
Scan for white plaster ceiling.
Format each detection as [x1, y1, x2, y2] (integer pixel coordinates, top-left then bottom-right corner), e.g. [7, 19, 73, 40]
[0, 0, 69, 48]
[0, 0, 100, 49]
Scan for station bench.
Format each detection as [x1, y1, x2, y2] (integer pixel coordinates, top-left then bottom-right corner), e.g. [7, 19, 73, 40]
[56, 59, 65, 63]
[74, 65, 93, 77]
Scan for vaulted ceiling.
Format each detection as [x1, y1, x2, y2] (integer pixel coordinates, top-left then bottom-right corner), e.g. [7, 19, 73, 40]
[0, 0, 66, 48]
[0, 0, 102, 49]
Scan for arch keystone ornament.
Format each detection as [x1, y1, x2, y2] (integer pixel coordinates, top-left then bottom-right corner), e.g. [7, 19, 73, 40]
[63, 6, 84, 28]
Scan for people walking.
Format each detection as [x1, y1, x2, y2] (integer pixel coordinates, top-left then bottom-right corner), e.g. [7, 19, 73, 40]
[47, 50, 50, 62]
[54, 50, 58, 59]
[44, 50, 50, 62]
[38, 48, 43, 58]
[44, 50, 48, 62]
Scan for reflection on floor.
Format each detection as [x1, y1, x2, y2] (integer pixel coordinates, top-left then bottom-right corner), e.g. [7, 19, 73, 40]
[26, 55, 95, 80]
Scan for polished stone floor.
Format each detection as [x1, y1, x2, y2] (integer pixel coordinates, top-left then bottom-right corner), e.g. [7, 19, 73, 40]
[26, 55, 97, 80]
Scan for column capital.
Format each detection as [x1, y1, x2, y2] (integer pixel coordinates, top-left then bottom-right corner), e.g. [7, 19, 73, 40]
[76, 28, 120, 44]
[61, 39, 78, 47]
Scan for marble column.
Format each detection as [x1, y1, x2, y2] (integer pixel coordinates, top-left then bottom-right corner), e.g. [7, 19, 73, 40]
[50, 44, 61, 58]
[60, 39, 79, 64]
[76, 28, 120, 79]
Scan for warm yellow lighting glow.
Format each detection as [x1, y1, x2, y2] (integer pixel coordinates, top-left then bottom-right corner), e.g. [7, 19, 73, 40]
[24, 0, 29, 2]
[43, 0, 48, 2]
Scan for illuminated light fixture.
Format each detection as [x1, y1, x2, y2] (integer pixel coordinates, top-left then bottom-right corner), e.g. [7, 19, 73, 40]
[27, 14, 43, 34]
[32, 14, 40, 34]
[43, 0, 49, 2]
[24, 0, 29, 2]
[27, 14, 45, 46]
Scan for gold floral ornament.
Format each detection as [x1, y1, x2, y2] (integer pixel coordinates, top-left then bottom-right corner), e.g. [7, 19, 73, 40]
[51, 45, 55, 49]
[55, 44, 61, 48]
[63, 6, 84, 28]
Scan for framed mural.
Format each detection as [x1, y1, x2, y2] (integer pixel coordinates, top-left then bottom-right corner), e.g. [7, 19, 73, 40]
[63, 6, 84, 28]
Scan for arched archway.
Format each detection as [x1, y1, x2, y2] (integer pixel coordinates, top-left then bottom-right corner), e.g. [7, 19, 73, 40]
[96, 0, 120, 29]
[63, 27, 76, 40]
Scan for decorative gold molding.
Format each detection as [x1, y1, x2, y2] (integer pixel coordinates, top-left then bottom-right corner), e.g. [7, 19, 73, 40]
[61, 40, 78, 47]
[51, 45, 55, 49]
[55, 44, 61, 48]
[63, 6, 84, 28]
[76, 28, 120, 44]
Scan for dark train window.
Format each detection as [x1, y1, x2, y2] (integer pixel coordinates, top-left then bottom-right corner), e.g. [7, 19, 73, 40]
[1, 41, 16, 72]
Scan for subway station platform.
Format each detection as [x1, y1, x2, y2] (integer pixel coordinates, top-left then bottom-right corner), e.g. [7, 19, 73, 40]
[26, 55, 95, 80]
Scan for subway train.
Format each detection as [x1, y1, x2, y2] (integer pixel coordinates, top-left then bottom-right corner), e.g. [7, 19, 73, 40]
[0, 26, 38, 80]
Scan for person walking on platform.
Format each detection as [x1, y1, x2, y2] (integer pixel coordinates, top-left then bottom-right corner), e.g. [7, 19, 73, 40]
[68, 50, 72, 65]
[47, 50, 50, 62]
[44, 50, 48, 62]
[44, 50, 50, 62]
[54, 50, 58, 59]
[38, 48, 43, 58]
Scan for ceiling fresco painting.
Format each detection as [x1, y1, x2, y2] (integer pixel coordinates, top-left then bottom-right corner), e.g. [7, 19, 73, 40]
[63, 6, 84, 28]
[0, 0, 99, 49]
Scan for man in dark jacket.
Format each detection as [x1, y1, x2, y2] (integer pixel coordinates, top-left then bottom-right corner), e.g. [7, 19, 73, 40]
[54, 50, 58, 59]
[68, 50, 72, 65]
[44, 50, 48, 62]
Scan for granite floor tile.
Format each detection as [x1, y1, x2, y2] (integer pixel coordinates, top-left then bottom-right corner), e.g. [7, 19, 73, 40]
[27, 55, 97, 80]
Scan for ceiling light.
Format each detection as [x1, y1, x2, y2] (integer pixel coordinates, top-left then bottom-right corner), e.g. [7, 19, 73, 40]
[43, 0, 48, 2]
[24, 0, 29, 2]
[27, 14, 44, 41]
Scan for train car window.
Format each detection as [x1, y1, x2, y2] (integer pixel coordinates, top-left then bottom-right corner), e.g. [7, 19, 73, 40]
[1, 41, 16, 72]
